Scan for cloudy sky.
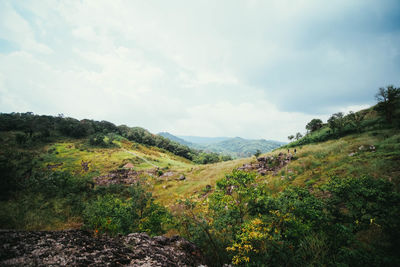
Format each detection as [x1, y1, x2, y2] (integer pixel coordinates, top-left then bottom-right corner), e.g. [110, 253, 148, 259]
[0, 0, 399, 141]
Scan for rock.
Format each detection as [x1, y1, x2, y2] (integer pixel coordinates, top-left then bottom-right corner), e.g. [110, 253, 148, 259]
[237, 153, 294, 175]
[0, 230, 206, 267]
[46, 162, 63, 170]
[178, 175, 186, 181]
[160, 171, 175, 178]
[93, 169, 141, 186]
[81, 160, 91, 172]
[123, 163, 135, 169]
[257, 157, 267, 162]
[348, 152, 356, 157]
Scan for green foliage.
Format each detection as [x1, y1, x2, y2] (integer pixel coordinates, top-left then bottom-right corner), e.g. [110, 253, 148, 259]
[0, 171, 92, 229]
[347, 111, 365, 132]
[15, 132, 28, 144]
[0, 112, 199, 160]
[328, 112, 345, 133]
[22, 171, 92, 199]
[286, 86, 400, 148]
[119, 125, 195, 160]
[192, 152, 220, 164]
[375, 85, 400, 124]
[88, 133, 116, 147]
[176, 168, 400, 266]
[306, 118, 323, 132]
[253, 149, 261, 158]
[83, 183, 170, 236]
[0, 149, 35, 200]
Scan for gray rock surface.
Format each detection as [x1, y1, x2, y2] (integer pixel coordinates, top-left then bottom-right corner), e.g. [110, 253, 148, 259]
[0, 230, 205, 266]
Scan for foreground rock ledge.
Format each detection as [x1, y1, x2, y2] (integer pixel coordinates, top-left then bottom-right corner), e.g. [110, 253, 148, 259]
[0, 230, 206, 266]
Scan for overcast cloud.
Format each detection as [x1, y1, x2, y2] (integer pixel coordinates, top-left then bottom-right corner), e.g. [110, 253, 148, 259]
[0, 0, 399, 141]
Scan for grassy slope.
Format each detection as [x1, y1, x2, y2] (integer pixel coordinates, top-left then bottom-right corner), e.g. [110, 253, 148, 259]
[254, 128, 400, 195]
[153, 158, 249, 205]
[13, 134, 251, 206]
[39, 140, 193, 175]
[2, 108, 398, 231]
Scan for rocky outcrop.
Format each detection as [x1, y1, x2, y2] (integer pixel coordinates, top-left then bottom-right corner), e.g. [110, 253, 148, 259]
[93, 168, 168, 186]
[93, 168, 141, 186]
[237, 153, 294, 175]
[0, 230, 205, 266]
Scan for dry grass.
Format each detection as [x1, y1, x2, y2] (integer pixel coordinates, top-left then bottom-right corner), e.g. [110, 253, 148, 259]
[257, 129, 399, 193]
[153, 157, 251, 205]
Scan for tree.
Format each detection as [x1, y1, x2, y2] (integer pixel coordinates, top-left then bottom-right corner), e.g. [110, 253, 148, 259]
[347, 111, 365, 132]
[328, 112, 345, 133]
[305, 119, 323, 133]
[288, 135, 295, 141]
[375, 85, 400, 123]
[254, 149, 261, 158]
[295, 132, 303, 140]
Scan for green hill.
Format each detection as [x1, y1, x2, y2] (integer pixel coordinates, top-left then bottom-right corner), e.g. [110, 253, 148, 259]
[159, 133, 285, 158]
[201, 137, 285, 157]
[177, 135, 231, 144]
[158, 132, 195, 147]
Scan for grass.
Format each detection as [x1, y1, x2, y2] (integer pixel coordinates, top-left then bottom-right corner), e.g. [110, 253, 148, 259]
[37, 139, 194, 176]
[256, 128, 400, 193]
[2, 122, 399, 232]
[27, 127, 400, 207]
[153, 157, 251, 205]
[27, 137, 251, 206]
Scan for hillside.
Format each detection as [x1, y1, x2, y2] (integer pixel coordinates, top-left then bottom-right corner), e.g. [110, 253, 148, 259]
[158, 132, 195, 147]
[159, 132, 285, 158]
[1, 87, 400, 266]
[200, 137, 285, 157]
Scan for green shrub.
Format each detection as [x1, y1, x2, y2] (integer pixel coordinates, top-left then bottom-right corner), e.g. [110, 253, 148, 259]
[83, 183, 170, 236]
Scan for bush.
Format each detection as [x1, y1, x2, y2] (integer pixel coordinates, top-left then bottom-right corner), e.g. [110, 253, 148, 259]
[83, 183, 170, 236]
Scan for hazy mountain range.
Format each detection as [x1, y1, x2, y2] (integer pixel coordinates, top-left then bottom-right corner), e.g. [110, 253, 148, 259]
[158, 132, 285, 158]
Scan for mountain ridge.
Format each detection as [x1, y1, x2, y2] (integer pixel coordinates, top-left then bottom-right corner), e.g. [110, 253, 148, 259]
[158, 132, 286, 158]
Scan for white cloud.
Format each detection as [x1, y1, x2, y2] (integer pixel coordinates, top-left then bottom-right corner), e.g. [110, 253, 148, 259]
[0, 2, 53, 54]
[0, 0, 399, 141]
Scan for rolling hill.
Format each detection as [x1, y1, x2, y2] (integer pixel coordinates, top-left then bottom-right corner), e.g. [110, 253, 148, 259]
[158, 132, 285, 158]
[1, 88, 400, 266]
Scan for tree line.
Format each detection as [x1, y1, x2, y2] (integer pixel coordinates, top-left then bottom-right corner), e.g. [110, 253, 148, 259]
[287, 85, 400, 145]
[0, 112, 228, 163]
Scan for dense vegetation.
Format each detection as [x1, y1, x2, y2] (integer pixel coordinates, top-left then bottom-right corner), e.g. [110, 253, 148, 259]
[170, 86, 400, 266]
[0, 112, 230, 163]
[176, 171, 400, 266]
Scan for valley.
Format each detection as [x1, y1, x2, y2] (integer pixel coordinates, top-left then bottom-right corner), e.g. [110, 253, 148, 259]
[1, 88, 400, 266]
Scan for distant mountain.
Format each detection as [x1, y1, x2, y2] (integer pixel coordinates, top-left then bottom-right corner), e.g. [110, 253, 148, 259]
[159, 133, 285, 158]
[158, 132, 194, 147]
[177, 135, 231, 144]
[201, 137, 285, 158]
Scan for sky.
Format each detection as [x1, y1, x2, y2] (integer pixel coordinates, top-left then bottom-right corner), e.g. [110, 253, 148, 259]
[0, 0, 399, 142]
